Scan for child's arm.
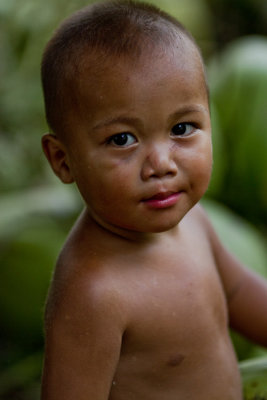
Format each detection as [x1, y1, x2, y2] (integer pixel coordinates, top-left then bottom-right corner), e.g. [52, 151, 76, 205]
[41, 274, 124, 400]
[200, 206, 267, 347]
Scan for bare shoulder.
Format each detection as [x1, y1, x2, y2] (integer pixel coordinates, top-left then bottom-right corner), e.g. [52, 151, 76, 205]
[184, 202, 212, 228]
[184, 203, 255, 293]
[45, 226, 126, 332]
[183, 202, 237, 260]
[42, 216, 126, 399]
[180, 203, 212, 240]
[183, 203, 264, 300]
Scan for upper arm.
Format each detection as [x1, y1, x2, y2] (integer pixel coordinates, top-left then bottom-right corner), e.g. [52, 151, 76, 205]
[199, 206, 267, 347]
[41, 273, 124, 400]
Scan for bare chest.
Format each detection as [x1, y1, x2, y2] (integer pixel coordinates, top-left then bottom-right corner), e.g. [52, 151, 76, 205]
[121, 248, 227, 359]
[109, 245, 241, 399]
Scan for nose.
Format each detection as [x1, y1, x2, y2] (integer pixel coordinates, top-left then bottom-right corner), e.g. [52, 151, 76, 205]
[141, 142, 178, 181]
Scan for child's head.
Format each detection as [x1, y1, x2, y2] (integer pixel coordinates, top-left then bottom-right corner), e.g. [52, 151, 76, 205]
[41, 1, 212, 236]
[41, 0, 207, 138]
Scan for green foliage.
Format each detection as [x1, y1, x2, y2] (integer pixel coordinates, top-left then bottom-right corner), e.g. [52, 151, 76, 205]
[240, 357, 267, 399]
[208, 37, 267, 229]
[0, 185, 80, 345]
[0, 222, 64, 344]
[203, 199, 267, 278]
[0, 185, 81, 398]
[0, 352, 43, 399]
[0, 0, 94, 192]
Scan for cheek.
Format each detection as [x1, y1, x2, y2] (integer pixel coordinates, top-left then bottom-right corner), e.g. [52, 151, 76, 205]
[186, 140, 213, 191]
[194, 147, 213, 189]
[79, 160, 134, 206]
[102, 170, 135, 205]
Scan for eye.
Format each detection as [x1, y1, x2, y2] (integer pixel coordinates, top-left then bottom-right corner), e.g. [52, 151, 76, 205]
[171, 123, 195, 137]
[108, 132, 137, 147]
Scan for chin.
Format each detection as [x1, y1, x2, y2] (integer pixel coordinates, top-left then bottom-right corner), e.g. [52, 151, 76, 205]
[144, 217, 182, 234]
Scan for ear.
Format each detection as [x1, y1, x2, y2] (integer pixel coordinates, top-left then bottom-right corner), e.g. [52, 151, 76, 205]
[42, 134, 74, 184]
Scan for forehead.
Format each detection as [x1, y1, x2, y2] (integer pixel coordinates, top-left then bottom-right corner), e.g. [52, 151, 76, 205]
[69, 40, 208, 126]
[88, 36, 202, 81]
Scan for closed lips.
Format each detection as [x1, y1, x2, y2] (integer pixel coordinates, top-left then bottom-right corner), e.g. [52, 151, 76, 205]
[147, 191, 176, 200]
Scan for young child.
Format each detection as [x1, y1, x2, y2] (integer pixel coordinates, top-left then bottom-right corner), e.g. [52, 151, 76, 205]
[40, 1, 267, 399]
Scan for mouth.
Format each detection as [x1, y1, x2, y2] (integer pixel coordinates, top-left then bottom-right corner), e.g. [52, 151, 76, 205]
[142, 191, 182, 209]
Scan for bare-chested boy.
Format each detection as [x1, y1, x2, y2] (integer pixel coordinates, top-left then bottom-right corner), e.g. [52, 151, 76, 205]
[40, 1, 267, 399]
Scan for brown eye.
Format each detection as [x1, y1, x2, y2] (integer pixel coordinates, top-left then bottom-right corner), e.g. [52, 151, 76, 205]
[109, 132, 136, 147]
[171, 123, 194, 136]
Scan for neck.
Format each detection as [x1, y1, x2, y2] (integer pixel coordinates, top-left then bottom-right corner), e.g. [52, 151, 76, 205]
[82, 207, 179, 244]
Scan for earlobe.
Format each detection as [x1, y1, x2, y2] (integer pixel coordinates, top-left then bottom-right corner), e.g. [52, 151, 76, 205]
[42, 134, 74, 184]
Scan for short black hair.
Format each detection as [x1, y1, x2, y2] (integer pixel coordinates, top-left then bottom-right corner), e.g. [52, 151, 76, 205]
[41, 0, 203, 136]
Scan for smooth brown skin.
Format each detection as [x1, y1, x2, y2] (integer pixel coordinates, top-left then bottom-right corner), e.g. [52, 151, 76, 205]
[41, 42, 267, 400]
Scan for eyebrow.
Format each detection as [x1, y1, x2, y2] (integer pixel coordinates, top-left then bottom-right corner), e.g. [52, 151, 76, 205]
[91, 104, 209, 131]
[168, 104, 209, 121]
[92, 116, 144, 131]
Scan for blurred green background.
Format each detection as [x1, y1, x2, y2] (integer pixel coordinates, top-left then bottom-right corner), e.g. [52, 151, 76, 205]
[0, 0, 266, 398]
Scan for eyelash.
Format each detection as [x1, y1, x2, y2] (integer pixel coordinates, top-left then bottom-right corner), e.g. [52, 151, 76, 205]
[171, 123, 196, 137]
[107, 132, 137, 147]
[106, 122, 196, 147]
